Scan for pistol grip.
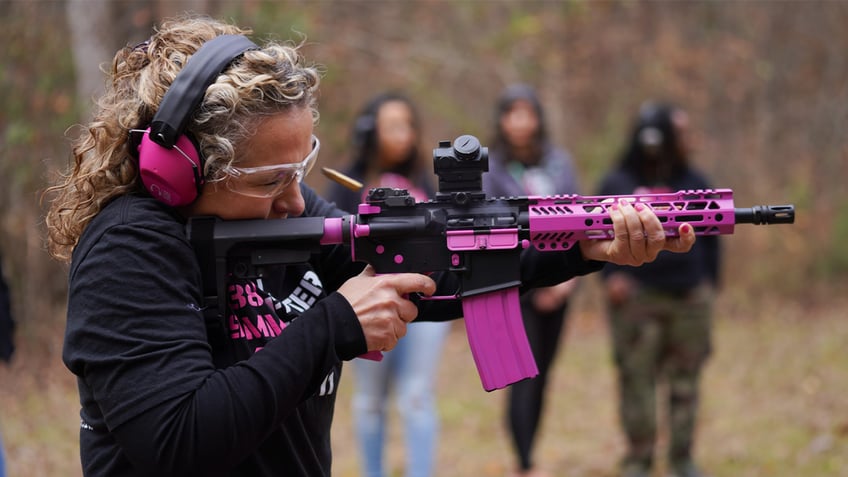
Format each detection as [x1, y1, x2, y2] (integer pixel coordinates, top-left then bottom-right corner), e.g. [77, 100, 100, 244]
[358, 351, 384, 361]
[462, 288, 538, 391]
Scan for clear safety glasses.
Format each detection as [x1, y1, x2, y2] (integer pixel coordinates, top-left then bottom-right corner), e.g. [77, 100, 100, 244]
[222, 135, 320, 198]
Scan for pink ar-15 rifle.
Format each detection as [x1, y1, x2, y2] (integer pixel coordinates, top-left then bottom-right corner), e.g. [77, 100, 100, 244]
[188, 135, 794, 391]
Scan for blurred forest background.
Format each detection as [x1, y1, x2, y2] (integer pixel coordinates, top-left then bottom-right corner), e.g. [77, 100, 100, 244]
[1, 1, 846, 476]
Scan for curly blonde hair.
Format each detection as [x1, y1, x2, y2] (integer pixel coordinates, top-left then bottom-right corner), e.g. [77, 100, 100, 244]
[45, 16, 321, 263]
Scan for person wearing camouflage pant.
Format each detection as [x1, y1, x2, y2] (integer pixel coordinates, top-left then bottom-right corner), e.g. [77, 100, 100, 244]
[597, 102, 720, 477]
[608, 283, 713, 477]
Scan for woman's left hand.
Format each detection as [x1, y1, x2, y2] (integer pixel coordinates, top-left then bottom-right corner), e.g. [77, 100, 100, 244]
[578, 199, 696, 266]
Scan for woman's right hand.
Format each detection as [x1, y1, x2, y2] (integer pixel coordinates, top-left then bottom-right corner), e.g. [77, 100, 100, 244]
[337, 265, 436, 352]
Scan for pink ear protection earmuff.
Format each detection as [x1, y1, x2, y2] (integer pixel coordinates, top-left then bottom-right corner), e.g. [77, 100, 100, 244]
[136, 34, 258, 206]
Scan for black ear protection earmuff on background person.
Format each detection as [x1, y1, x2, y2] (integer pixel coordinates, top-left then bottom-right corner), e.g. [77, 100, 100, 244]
[134, 34, 258, 206]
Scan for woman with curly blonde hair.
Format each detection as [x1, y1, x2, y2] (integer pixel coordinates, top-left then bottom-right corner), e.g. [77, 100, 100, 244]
[45, 16, 694, 477]
[45, 16, 443, 476]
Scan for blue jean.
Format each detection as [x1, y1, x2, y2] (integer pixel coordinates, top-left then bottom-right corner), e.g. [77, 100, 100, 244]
[0, 431, 6, 477]
[351, 321, 451, 477]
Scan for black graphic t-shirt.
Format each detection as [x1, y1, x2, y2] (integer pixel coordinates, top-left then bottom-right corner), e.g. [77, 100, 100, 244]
[227, 269, 323, 351]
[224, 267, 342, 398]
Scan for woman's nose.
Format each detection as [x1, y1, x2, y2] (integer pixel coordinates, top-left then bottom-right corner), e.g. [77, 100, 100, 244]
[273, 182, 306, 217]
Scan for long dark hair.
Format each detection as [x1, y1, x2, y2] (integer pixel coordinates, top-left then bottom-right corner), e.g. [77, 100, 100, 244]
[347, 91, 422, 179]
[490, 83, 549, 160]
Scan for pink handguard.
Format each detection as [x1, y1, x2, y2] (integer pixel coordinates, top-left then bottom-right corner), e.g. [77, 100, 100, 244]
[462, 287, 538, 391]
[527, 189, 737, 251]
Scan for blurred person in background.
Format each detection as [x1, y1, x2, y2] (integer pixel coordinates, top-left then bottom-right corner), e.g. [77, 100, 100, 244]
[597, 102, 720, 477]
[482, 84, 581, 477]
[0, 251, 16, 477]
[327, 92, 451, 477]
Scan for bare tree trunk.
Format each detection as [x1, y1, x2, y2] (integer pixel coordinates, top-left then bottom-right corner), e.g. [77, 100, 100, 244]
[65, 0, 213, 118]
[65, 0, 115, 115]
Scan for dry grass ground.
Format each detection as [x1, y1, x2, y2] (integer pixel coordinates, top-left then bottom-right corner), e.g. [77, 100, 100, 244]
[2, 278, 847, 477]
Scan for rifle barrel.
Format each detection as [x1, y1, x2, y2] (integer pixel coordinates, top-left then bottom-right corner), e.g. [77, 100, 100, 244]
[734, 205, 795, 225]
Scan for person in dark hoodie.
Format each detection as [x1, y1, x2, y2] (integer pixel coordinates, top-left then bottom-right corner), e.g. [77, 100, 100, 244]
[597, 102, 720, 477]
[482, 84, 580, 477]
[43, 15, 696, 477]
